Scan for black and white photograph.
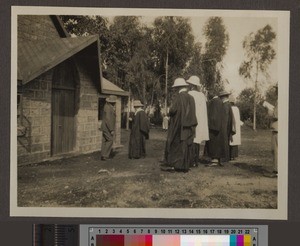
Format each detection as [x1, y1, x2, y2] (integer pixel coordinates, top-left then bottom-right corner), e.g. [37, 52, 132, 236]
[10, 7, 289, 219]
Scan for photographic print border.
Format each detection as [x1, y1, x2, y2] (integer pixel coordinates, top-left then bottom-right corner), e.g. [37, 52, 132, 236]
[10, 6, 289, 219]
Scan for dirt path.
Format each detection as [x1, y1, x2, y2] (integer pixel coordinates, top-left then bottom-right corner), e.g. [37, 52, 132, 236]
[18, 126, 277, 208]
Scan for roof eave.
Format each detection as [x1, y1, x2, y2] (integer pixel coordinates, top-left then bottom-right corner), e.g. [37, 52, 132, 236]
[101, 89, 130, 97]
[21, 36, 99, 84]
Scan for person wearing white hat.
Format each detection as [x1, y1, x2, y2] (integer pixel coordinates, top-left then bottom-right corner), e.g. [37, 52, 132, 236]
[128, 100, 150, 159]
[100, 95, 117, 161]
[161, 78, 197, 172]
[186, 75, 209, 167]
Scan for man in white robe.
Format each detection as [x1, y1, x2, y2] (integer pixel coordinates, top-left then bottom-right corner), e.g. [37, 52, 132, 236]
[229, 96, 243, 160]
[187, 75, 209, 166]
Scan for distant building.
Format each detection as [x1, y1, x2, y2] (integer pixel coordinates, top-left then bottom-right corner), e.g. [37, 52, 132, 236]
[17, 15, 128, 165]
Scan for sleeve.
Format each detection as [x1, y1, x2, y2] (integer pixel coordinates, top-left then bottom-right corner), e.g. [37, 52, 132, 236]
[208, 99, 222, 132]
[105, 104, 116, 132]
[139, 111, 150, 138]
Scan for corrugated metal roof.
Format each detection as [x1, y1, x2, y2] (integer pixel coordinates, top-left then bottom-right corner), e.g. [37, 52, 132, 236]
[102, 77, 129, 96]
[18, 35, 99, 84]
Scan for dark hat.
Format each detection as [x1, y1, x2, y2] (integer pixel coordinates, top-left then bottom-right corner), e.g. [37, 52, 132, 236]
[106, 95, 117, 103]
[219, 91, 231, 97]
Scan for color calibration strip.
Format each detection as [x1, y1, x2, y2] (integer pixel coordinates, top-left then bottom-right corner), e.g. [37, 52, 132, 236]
[86, 226, 260, 246]
[94, 234, 252, 246]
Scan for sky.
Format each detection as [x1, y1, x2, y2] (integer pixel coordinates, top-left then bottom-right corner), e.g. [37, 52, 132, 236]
[137, 16, 278, 98]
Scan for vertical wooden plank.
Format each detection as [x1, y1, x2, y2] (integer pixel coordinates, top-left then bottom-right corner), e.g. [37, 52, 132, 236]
[51, 59, 76, 156]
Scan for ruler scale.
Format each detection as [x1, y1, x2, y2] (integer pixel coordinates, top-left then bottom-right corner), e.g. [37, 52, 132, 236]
[81, 225, 266, 246]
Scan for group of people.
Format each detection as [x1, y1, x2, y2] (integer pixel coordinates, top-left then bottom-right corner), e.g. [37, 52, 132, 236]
[100, 75, 243, 173]
[100, 95, 150, 161]
[160, 76, 242, 172]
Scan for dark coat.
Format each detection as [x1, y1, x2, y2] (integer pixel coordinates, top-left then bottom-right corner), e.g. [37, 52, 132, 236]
[128, 110, 150, 159]
[165, 91, 197, 171]
[206, 97, 235, 161]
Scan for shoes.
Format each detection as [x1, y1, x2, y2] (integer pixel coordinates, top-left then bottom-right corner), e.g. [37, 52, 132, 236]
[205, 163, 218, 167]
[160, 166, 175, 172]
[263, 172, 277, 178]
[101, 156, 111, 161]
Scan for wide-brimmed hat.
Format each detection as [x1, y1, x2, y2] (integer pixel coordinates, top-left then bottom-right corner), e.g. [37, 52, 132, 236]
[106, 95, 117, 103]
[172, 78, 188, 88]
[186, 75, 201, 86]
[133, 100, 144, 107]
[219, 90, 231, 97]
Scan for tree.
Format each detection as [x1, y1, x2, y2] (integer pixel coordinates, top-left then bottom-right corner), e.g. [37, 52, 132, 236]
[151, 17, 195, 109]
[265, 83, 278, 106]
[183, 42, 203, 78]
[239, 25, 276, 130]
[236, 88, 270, 129]
[106, 16, 144, 88]
[126, 31, 156, 105]
[60, 15, 111, 67]
[202, 17, 229, 97]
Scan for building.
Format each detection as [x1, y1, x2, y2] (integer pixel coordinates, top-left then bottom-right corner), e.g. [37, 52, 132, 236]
[17, 15, 128, 165]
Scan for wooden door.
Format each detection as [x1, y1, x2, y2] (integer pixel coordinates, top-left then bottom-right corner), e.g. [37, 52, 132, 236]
[51, 59, 77, 155]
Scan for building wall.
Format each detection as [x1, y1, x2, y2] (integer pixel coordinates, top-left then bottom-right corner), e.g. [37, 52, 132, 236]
[17, 15, 123, 165]
[17, 61, 103, 165]
[17, 71, 52, 165]
[75, 63, 101, 153]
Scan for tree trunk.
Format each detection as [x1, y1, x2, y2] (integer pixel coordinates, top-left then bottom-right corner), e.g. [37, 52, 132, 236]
[253, 62, 259, 131]
[165, 48, 169, 113]
[126, 89, 131, 130]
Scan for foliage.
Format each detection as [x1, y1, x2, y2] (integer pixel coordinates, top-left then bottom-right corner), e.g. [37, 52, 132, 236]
[59, 15, 111, 65]
[236, 88, 271, 129]
[105, 16, 144, 88]
[265, 83, 278, 106]
[60, 15, 225, 109]
[239, 25, 276, 80]
[151, 17, 195, 104]
[183, 42, 203, 78]
[202, 17, 229, 97]
[239, 24, 276, 130]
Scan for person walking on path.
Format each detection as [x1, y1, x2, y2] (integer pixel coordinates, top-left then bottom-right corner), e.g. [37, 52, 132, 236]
[162, 114, 169, 131]
[229, 95, 243, 160]
[128, 100, 150, 159]
[186, 75, 209, 167]
[219, 91, 236, 163]
[206, 94, 224, 166]
[161, 78, 197, 172]
[100, 95, 117, 161]
[206, 91, 235, 166]
[263, 84, 278, 178]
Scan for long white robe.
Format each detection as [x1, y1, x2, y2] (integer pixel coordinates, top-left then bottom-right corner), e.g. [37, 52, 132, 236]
[188, 90, 209, 143]
[230, 106, 242, 146]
